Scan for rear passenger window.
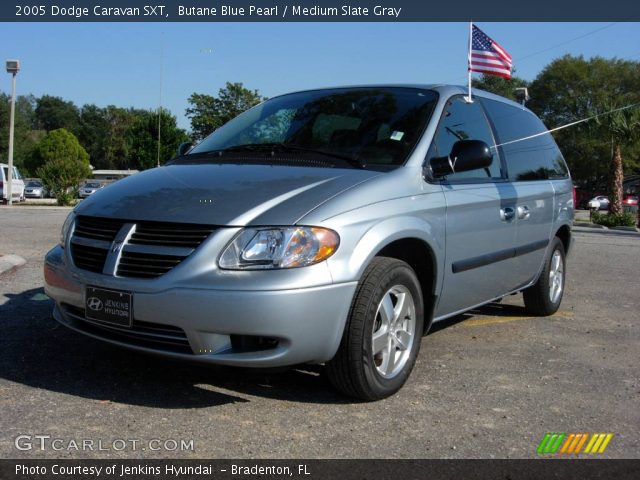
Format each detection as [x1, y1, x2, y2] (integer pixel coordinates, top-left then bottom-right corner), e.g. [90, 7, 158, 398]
[431, 97, 501, 181]
[481, 99, 568, 181]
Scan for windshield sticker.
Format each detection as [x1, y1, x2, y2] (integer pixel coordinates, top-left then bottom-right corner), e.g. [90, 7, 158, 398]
[390, 131, 405, 141]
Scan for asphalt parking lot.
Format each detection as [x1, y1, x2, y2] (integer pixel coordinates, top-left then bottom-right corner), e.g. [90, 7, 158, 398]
[0, 207, 638, 459]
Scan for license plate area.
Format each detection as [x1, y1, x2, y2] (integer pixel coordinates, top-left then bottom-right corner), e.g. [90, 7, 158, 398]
[85, 286, 133, 327]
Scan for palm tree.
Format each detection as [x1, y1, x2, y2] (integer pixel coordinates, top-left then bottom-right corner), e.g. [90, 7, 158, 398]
[595, 107, 640, 215]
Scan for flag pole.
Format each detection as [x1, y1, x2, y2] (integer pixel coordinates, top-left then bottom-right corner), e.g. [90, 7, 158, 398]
[466, 21, 473, 103]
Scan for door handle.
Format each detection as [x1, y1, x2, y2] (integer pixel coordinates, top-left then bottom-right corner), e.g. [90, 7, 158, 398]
[517, 205, 530, 220]
[500, 207, 515, 222]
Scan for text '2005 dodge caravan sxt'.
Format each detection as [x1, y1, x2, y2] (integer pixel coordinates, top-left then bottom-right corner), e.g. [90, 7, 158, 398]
[45, 85, 573, 400]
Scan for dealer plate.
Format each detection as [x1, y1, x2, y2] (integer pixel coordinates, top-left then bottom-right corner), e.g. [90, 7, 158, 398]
[85, 286, 133, 327]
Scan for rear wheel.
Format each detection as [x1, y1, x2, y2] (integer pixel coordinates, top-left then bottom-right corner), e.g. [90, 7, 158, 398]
[523, 237, 566, 316]
[326, 257, 424, 401]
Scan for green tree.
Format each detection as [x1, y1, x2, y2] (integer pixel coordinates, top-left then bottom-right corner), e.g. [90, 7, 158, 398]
[128, 110, 190, 169]
[34, 128, 91, 205]
[0, 93, 42, 174]
[186, 82, 265, 141]
[35, 95, 80, 134]
[102, 106, 136, 169]
[593, 107, 640, 214]
[472, 72, 529, 101]
[528, 55, 640, 189]
[77, 104, 109, 169]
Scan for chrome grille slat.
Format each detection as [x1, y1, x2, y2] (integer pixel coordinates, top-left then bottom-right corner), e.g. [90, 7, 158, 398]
[70, 237, 112, 249]
[70, 244, 109, 273]
[69, 216, 216, 279]
[122, 244, 193, 256]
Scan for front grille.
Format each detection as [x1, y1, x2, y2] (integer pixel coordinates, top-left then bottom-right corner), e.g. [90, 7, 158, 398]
[69, 216, 217, 279]
[62, 304, 193, 354]
[74, 216, 122, 241]
[117, 251, 185, 279]
[129, 222, 215, 248]
[70, 243, 109, 273]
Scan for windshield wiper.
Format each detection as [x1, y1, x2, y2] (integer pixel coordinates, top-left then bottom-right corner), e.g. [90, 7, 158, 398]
[221, 143, 365, 168]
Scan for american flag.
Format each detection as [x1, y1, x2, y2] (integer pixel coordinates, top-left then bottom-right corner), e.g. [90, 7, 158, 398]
[469, 24, 512, 79]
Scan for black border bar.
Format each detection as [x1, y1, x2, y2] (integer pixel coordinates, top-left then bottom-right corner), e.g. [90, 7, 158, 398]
[3, 1, 640, 22]
[2, 459, 640, 480]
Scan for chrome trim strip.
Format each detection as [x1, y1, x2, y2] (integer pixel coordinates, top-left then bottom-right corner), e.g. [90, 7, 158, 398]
[70, 236, 111, 250]
[121, 244, 194, 257]
[103, 223, 136, 275]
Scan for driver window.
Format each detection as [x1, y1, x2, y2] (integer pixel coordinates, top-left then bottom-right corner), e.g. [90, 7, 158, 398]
[432, 97, 501, 181]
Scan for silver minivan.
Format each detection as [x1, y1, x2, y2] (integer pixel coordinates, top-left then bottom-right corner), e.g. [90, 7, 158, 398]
[45, 85, 573, 400]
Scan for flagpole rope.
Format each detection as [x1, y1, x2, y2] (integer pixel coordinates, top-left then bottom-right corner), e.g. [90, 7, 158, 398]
[491, 102, 640, 149]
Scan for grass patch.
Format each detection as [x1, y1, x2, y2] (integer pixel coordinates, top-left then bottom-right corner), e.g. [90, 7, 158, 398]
[591, 211, 637, 228]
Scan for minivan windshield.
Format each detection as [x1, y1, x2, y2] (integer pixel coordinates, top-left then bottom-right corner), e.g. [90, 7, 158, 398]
[187, 87, 438, 168]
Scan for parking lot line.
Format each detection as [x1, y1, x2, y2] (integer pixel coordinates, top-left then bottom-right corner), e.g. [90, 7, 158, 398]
[463, 310, 574, 327]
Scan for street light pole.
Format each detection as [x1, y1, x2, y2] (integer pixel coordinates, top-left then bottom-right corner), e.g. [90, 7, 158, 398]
[6, 60, 20, 206]
[157, 33, 164, 168]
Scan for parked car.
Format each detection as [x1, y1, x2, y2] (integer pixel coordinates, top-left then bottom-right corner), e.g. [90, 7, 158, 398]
[622, 194, 638, 206]
[78, 182, 104, 199]
[0, 163, 25, 203]
[24, 180, 46, 199]
[588, 195, 609, 210]
[45, 85, 573, 400]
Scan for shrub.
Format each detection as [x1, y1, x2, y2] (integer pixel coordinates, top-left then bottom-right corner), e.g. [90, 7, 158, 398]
[34, 129, 91, 206]
[591, 211, 637, 228]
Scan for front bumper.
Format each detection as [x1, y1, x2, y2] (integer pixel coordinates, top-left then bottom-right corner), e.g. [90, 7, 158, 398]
[44, 245, 357, 367]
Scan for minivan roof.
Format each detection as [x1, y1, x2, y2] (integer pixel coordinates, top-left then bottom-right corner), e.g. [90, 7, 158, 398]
[268, 84, 534, 116]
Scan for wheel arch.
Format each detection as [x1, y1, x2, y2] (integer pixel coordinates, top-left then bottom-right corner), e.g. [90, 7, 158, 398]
[375, 237, 438, 334]
[555, 224, 572, 256]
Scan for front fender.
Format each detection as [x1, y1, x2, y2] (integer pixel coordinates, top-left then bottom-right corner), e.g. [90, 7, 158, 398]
[324, 200, 446, 296]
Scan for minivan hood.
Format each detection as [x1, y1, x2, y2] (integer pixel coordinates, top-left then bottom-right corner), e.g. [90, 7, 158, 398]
[76, 164, 381, 226]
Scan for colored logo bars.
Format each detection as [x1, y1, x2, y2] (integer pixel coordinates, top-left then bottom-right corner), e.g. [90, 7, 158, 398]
[537, 433, 614, 455]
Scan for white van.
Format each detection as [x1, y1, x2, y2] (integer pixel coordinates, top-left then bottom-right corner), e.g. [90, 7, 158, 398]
[0, 163, 25, 203]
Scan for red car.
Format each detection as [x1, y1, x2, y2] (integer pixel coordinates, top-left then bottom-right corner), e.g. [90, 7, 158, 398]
[622, 195, 639, 206]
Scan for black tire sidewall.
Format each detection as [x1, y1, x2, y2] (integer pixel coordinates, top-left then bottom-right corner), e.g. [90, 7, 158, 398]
[548, 239, 566, 309]
[538, 238, 566, 312]
[361, 263, 424, 397]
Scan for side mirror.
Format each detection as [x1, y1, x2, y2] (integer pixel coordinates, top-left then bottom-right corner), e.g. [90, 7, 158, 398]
[428, 140, 493, 178]
[177, 142, 193, 156]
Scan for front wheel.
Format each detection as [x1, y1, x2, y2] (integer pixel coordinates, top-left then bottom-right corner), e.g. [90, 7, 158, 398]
[523, 237, 566, 316]
[326, 257, 424, 401]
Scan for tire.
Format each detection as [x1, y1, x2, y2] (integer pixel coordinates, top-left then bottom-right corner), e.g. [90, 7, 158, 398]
[326, 257, 424, 401]
[523, 237, 566, 316]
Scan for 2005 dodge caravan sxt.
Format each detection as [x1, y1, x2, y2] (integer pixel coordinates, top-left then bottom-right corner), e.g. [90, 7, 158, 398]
[45, 85, 573, 400]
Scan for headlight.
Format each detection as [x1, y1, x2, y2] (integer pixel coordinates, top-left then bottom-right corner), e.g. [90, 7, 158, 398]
[219, 227, 339, 270]
[59, 211, 76, 247]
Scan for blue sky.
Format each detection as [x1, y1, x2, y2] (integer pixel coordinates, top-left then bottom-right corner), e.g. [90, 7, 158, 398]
[1, 22, 639, 130]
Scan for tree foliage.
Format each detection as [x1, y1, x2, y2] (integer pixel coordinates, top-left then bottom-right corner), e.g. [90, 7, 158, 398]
[0, 95, 190, 174]
[593, 106, 640, 213]
[186, 82, 265, 141]
[0, 93, 42, 172]
[129, 110, 190, 170]
[472, 72, 529, 101]
[35, 95, 80, 133]
[34, 129, 91, 205]
[27, 127, 89, 173]
[527, 55, 640, 191]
